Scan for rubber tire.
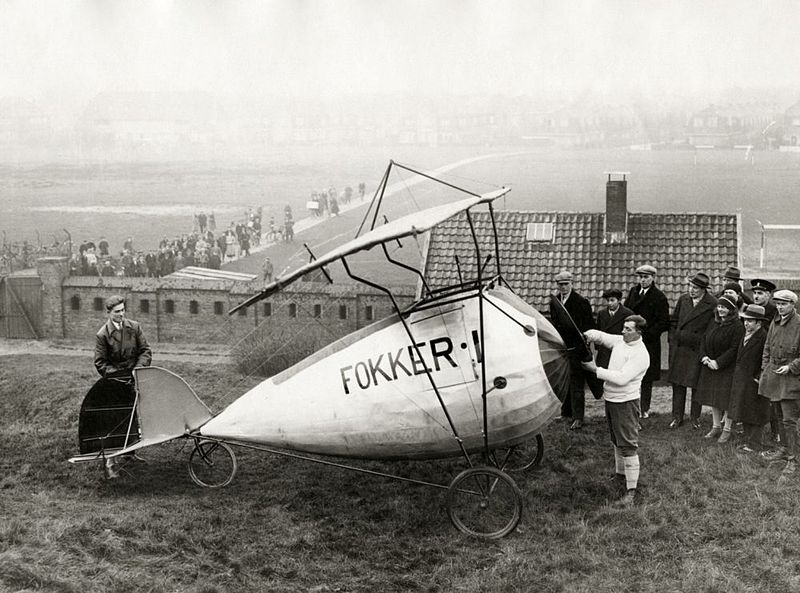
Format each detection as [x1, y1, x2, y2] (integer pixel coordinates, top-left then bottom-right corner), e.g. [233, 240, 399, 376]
[446, 466, 523, 539]
[494, 434, 545, 472]
[188, 440, 237, 488]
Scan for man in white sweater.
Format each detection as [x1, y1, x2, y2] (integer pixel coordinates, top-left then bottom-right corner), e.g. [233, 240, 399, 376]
[581, 315, 651, 506]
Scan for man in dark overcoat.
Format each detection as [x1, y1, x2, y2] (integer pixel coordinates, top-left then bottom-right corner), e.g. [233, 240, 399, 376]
[750, 278, 781, 444]
[667, 272, 717, 429]
[548, 270, 595, 430]
[625, 264, 670, 419]
[758, 290, 800, 478]
[595, 288, 634, 369]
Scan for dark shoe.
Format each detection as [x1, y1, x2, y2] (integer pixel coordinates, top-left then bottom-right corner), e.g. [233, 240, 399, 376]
[691, 419, 702, 430]
[704, 427, 722, 439]
[613, 489, 636, 508]
[668, 419, 682, 429]
[570, 419, 584, 430]
[718, 429, 732, 444]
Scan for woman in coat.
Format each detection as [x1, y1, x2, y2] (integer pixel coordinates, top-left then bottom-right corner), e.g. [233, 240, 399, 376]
[728, 304, 770, 452]
[695, 295, 745, 442]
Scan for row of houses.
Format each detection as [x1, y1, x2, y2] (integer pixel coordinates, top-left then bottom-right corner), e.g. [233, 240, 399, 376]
[4, 92, 800, 153]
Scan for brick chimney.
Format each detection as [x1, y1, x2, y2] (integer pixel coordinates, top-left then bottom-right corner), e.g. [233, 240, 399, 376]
[604, 172, 629, 244]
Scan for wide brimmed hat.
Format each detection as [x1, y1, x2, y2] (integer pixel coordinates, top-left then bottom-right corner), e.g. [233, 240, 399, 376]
[740, 304, 767, 320]
[750, 278, 776, 292]
[635, 264, 657, 276]
[723, 266, 742, 281]
[773, 290, 798, 304]
[688, 272, 710, 289]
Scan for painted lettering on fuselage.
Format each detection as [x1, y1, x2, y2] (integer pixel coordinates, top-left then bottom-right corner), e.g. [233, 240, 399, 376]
[339, 335, 460, 394]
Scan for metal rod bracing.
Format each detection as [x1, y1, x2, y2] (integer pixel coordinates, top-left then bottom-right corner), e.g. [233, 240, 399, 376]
[355, 160, 393, 239]
[392, 162, 481, 198]
[454, 254, 463, 285]
[340, 256, 474, 468]
[381, 243, 432, 298]
[195, 436, 453, 492]
[465, 210, 490, 461]
[303, 243, 332, 284]
[488, 203, 503, 284]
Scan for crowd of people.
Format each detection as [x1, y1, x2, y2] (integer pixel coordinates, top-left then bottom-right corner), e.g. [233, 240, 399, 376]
[0, 236, 70, 274]
[68, 207, 266, 277]
[306, 182, 366, 218]
[549, 263, 799, 506]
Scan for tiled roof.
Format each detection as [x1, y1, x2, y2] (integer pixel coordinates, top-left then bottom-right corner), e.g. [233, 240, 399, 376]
[424, 210, 739, 312]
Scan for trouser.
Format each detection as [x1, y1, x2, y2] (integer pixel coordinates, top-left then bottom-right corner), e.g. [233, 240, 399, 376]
[671, 384, 702, 423]
[770, 402, 785, 443]
[640, 379, 653, 413]
[560, 358, 586, 421]
[779, 399, 800, 460]
[743, 423, 765, 448]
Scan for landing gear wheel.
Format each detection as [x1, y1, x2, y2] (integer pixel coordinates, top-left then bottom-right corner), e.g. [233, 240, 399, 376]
[493, 434, 544, 472]
[188, 440, 237, 488]
[446, 466, 523, 539]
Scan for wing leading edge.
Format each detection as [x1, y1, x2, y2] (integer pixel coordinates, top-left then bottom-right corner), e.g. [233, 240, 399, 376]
[229, 187, 510, 314]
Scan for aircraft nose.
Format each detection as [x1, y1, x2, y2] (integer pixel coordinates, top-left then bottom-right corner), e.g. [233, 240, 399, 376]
[534, 322, 571, 403]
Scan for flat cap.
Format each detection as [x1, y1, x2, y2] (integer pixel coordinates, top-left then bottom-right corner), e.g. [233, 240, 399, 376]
[635, 264, 657, 276]
[772, 290, 798, 304]
[750, 278, 776, 292]
[554, 270, 573, 283]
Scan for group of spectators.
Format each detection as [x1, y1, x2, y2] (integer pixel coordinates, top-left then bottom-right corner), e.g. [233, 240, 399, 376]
[549, 263, 800, 506]
[68, 207, 265, 277]
[306, 182, 367, 218]
[1, 236, 71, 274]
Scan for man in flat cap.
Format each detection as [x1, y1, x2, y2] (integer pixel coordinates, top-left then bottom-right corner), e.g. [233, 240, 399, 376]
[667, 272, 717, 429]
[759, 289, 800, 478]
[548, 270, 595, 430]
[625, 264, 670, 419]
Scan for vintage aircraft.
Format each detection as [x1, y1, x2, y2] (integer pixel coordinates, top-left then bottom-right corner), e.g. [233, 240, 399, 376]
[70, 161, 571, 539]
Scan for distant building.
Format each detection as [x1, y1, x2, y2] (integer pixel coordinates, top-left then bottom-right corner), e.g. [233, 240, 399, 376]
[781, 99, 800, 147]
[686, 103, 777, 148]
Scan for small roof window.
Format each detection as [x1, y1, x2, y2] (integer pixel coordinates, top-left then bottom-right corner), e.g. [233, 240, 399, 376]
[526, 222, 555, 242]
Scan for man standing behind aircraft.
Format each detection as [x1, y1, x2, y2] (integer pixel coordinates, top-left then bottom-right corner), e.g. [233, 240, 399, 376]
[625, 264, 670, 419]
[548, 270, 595, 430]
[582, 315, 650, 507]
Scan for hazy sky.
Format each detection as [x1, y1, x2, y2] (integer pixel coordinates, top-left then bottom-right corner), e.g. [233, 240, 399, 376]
[2, 0, 799, 105]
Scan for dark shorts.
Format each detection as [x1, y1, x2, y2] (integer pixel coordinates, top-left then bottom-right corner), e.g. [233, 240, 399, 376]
[605, 399, 640, 452]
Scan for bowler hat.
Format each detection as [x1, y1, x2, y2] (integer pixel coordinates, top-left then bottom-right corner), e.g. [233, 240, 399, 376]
[635, 264, 657, 276]
[740, 304, 767, 320]
[723, 266, 742, 281]
[688, 272, 711, 289]
[602, 288, 623, 300]
[750, 278, 776, 293]
[554, 270, 573, 283]
[773, 289, 798, 304]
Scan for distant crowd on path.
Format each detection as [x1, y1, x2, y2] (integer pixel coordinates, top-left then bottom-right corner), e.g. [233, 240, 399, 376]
[306, 182, 366, 218]
[548, 263, 800, 507]
[68, 207, 265, 277]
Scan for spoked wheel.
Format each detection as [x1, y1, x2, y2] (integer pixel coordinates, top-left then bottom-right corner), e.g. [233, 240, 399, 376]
[446, 466, 523, 539]
[188, 439, 237, 488]
[493, 434, 545, 472]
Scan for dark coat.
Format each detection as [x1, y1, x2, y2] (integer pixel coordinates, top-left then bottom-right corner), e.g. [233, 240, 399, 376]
[594, 304, 634, 368]
[625, 284, 670, 381]
[728, 328, 770, 425]
[759, 311, 800, 401]
[94, 318, 152, 377]
[695, 313, 745, 409]
[667, 291, 718, 388]
[548, 290, 595, 361]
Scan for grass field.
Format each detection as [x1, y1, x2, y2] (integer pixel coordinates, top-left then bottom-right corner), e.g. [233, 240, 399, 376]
[1, 353, 799, 593]
[3, 145, 800, 270]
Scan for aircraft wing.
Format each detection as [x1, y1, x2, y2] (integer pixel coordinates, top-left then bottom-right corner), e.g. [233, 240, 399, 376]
[230, 187, 510, 313]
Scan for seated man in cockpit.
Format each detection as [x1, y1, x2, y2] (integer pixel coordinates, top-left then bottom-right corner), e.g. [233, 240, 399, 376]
[92, 295, 152, 477]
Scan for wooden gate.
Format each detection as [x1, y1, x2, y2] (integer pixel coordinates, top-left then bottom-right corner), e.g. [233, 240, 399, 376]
[0, 271, 43, 339]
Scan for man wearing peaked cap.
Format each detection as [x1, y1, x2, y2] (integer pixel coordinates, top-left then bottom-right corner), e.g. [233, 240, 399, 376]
[750, 278, 778, 329]
[666, 272, 717, 430]
[625, 263, 670, 419]
[548, 269, 595, 430]
[759, 287, 800, 478]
